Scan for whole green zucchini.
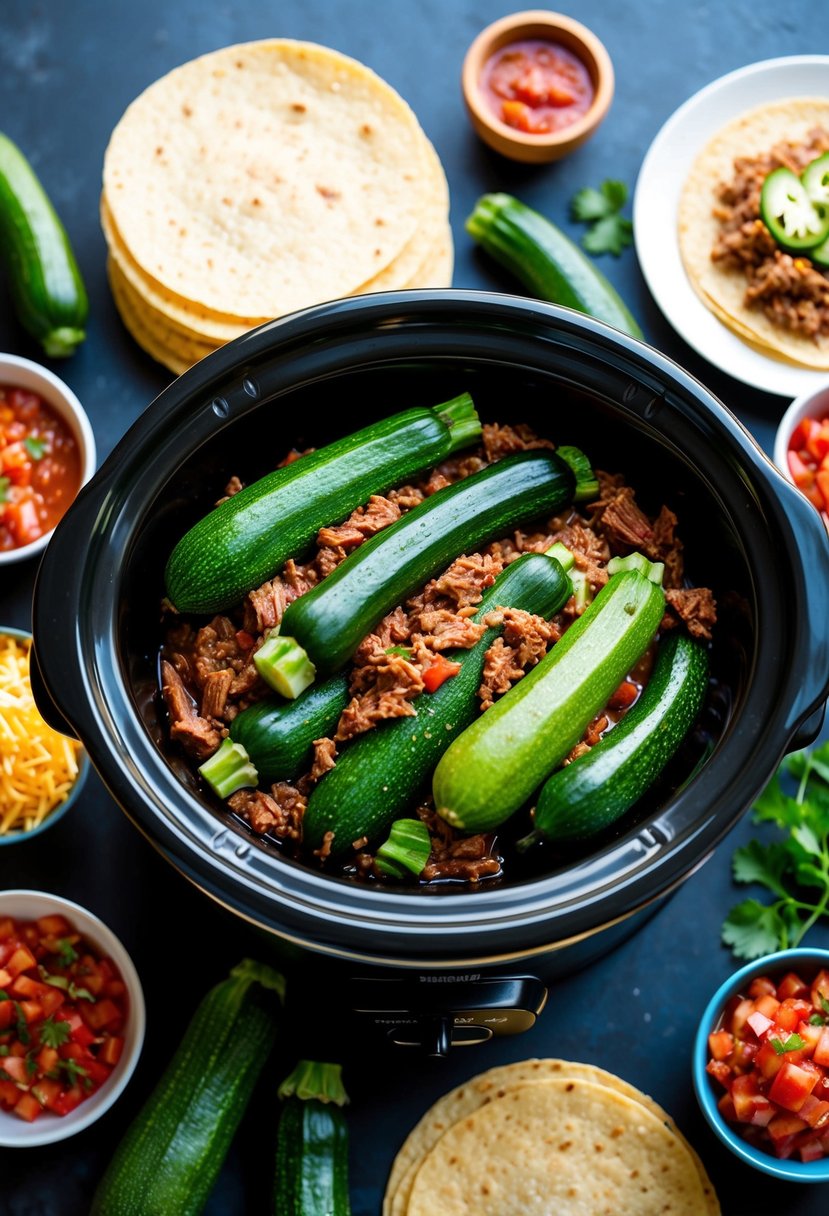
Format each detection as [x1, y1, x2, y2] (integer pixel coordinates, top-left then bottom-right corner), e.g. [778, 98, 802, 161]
[91, 959, 284, 1216]
[199, 675, 350, 798]
[466, 193, 643, 339]
[531, 632, 709, 842]
[274, 1060, 350, 1216]
[268, 448, 588, 694]
[164, 394, 481, 615]
[0, 131, 88, 357]
[433, 565, 665, 833]
[302, 548, 573, 855]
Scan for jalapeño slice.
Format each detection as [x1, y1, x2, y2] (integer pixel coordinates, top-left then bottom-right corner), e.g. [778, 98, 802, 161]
[760, 167, 829, 251]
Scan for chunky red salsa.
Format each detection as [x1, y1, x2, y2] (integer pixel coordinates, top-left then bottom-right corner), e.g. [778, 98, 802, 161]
[0, 386, 81, 552]
[0, 913, 128, 1122]
[707, 967, 829, 1161]
[480, 39, 594, 135]
[788, 414, 829, 528]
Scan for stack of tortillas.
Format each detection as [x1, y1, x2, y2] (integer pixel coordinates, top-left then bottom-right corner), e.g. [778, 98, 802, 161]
[384, 1059, 720, 1216]
[101, 39, 453, 375]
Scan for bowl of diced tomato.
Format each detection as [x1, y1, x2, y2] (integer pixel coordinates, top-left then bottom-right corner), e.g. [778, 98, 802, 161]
[693, 948, 829, 1181]
[774, 383, 829, 531]
[0, 890, 144, 1146]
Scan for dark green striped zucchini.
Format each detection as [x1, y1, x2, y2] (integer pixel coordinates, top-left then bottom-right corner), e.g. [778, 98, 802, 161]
[0, 131, 88, 357]
[274, 1060, 350, 1216]
[302, 549, 573, 855]
[433, 566, 665, 833]
[164, 394, 481, 614]
[273, 449, 583, 688]
[91, 960, 284, 1216]
[466, 193, 643, 339]
[532, 632, 709, 842]
[200, 676, 350, 797]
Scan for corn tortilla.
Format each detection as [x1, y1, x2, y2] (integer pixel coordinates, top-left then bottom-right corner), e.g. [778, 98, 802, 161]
[678, 96, 829, 369]
[385, 1059, 718, 1216]
[103, 39, 435, 319]
[405, 1078, 712, 1216]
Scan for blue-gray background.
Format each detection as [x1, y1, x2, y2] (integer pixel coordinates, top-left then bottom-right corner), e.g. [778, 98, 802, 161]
[0, 2, 827, 1213]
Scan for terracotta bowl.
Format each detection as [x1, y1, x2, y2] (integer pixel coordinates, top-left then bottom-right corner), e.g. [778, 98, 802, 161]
[461, 10, 614, 163]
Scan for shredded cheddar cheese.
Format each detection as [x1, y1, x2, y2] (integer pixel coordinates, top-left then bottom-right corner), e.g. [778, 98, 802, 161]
[0, 633, 82, 834]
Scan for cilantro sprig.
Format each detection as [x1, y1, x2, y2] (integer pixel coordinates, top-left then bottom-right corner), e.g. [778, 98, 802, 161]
[39, 1016, 72, 1050]
[570, 179, 633, 256]
[722, 742, 829, 959]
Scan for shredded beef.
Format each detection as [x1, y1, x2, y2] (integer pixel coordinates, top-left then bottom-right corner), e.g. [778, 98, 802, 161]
[419, 453, 487, 496]
[592, 483, 654, 550]
[477, 609, 558, 711]
[244, 578, 289, 633]
[478, 638, 525, 711]
[229, 782, 306, 839]
[414, 609, 485, 651]
[422, 552, 502, 610]
[387, 485, 425, 510]
[215, 474, 244, 504]
[309, 737, 337, 782]
[336, 643, 425, 742]
[415, 805, 501, 882]
[201, 668, 233, 719]
[316, 494, 401, 549]
[481, 421, 554, 462]
[161, 660, 221, 759]
[647, 505, 684, 588]
[663, 586, 717, 641]
[710, 129, 829, 342]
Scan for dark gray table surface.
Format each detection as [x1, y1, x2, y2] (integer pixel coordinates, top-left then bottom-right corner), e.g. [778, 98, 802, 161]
[1, 1, 827, 1213]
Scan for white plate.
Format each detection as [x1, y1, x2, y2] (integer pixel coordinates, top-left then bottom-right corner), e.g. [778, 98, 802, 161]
[633, 56, 829, 400]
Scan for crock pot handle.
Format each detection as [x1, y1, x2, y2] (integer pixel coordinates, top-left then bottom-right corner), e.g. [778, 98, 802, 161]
[29, 640, 79, 738]
[787, 703, 826, 754]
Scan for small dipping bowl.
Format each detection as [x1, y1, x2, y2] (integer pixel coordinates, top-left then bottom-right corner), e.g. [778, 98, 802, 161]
[0, 889, 145, 1147]
[462, 10, 614, 163]
[693, 947, 829, 1182]
[773, 380, 829, 527]
[0, 353, 96, 567]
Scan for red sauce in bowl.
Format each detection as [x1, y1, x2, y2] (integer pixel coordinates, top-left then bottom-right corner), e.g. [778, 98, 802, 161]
[480, 39, 595, 135]
[0, 386, 81, 552]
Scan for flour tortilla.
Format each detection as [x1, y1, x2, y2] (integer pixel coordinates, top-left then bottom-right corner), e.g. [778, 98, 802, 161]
[678, 96, 829, 369]
[103, 39, 436, 319]
[384, 1058, 718, 1216]
[405, 1078, 713, 1216]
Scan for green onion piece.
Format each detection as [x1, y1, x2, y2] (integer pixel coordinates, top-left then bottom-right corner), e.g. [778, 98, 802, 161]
[544, 541, 575, 573]
[607, 551, 665, 585]
[556, 445, 599, 502]
[43, 974, 69, 990]
[434, 392, 482, 454]
[24, 436, 47, 460]
[385, 646, 413, 658]
[375, 818, 432, 879]
[199, 738, 259, 798]
[254, 634, 316, 699]
[278, 1059, 349, 1106]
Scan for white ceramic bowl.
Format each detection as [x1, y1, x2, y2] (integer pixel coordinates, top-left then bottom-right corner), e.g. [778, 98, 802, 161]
[0, 890, 145, 1147]
[0, 354, 96, 566]
[773, 379, 829, 486]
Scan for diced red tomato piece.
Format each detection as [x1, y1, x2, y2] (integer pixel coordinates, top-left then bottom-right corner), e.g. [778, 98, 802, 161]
[0, 1079, 20, 1108]
[105, 980, 126, 1000]
[796, 1020, 824, 1055]
[85, 1059, 111, 1086]
[754, 1039, 786, 1080]
[39, 987, 65, 1017]
[718, 1091, 737, 1121]
[730, 1039, 759, 1070]
[35, 915, 70, 937]
[800, 1136, 826, 1162]
[730, 998, 754, 1037]
[0, 920, 15, 941]
[806, 423, 829, 463]
[769, 1061, 820, 1112]
[708, 1029, 734, 1060]
[813, 1027, 829, 1068]
[18, 1000, 43, 1024]
[748, 976, 778, 999]
[422, 654, 462, 694]
[80, 998, 121, 1033]
[0, 969, 11, 988]
[775, 999, 811, 1032]
[36, 1045, 59, 1074]
[13, 1092, 42, 1123]
[777, 972, 810, 1002]
[8, 974, 50, 1001]
[791, 418, 822, 451]
[50, 1085, 84, 1116]
[731, 1074, 774, 1125]
[97, 1036, 124, 1067]
[747, 1010, 774, 1038]
[754, 994, 782, 1020]
[5, 946, 36, 978]
[706, 1058, 732, 1088]
[31, 1077, 62, 1110]
[799, 1094, 829, 1130]
[811, 972, 829, 1011]
[768, 1110, 809, 1141]
[0, 1003, 15, 1031]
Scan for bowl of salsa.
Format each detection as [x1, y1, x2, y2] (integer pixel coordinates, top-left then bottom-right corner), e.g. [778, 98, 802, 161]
[0, 353, 96, 565]
[773, 380, 829, 531]
[694, 947, 829, 1181]
[462, 10, 614, 163]
[0, 890, 144, 1146]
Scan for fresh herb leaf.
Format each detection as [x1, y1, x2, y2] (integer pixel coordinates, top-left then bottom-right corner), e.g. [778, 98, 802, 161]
[60, 1058, 92, 1090]
[68, 983, 95, 1002]
[13, 1002, 30, 1046]
[55, 938, 78, 968]
[385, 646, 412, 658]
[0, 1045, 9, 1056]
[0, 1068, 13, 1082]
[43, 974, 69, 991]
[810, 1013, 826, 1025]
[0, 991, 9, 1002]
[570, 179, 633, 256]
[723, 742, 829, 958]
[39, 1016, 71, 1049]
[0, 477, 9, 504]
[820, 992, 829, 1015]
[23, 435, 46, 460]
[25, 1054, 37, 1076]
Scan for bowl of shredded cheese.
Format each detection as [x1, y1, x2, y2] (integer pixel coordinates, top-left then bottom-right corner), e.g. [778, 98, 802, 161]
[0, 628, 87, 842]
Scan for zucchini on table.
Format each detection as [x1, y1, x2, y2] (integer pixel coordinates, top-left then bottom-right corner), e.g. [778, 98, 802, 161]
[274, 1060, 350, 1216]
[432, 556, 666, 833]
[0, 131, 88, 357]
[466, 192, 643, 339]
[91, 959, 284, 1216]
[200, 674, 350, 798]
[164, 394, 481, 614]
[261, 447, 594, 698]
[527, 631, 709, 844]
[301, 545, 574, 856]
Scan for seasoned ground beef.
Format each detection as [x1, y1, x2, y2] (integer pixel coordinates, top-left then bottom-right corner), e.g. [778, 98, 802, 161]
[160, 660, 222, 760]
[710, 128, 829, 342]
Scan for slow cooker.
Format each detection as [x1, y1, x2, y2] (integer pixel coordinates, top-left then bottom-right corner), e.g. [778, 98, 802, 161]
[31, 292, 829, 1053]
